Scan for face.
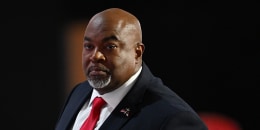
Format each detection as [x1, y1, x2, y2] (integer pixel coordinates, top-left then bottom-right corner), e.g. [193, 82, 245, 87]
[82, 12, 144, 94]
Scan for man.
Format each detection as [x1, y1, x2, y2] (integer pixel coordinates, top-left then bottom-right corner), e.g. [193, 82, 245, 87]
[55, 8, 208, 130]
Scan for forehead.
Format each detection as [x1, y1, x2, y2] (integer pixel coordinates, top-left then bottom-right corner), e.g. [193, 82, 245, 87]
[84, 25, 119, 42]
[84, 20, 135, 42]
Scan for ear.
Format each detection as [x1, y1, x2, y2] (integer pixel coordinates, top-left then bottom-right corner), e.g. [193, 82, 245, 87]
[135, 42, 145, 59]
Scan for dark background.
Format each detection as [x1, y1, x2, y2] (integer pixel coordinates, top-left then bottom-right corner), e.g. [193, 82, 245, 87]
[2, 0, 259, 129]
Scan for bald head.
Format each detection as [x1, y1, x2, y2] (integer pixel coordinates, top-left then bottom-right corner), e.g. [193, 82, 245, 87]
[86, 8, 142, 43]
[82, 8, 145, 94]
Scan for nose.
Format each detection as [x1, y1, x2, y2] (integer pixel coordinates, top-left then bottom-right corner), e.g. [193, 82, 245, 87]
[90, 50, 105, 62]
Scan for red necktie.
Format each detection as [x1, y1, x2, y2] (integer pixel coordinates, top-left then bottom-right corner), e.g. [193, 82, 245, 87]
[80, 97, 106, 130]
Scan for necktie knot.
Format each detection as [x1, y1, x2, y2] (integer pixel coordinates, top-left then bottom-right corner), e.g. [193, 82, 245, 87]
[92, 97, 106, 110]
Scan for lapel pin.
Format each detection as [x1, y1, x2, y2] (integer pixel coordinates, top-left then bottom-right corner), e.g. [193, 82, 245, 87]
[120, 107, 131, 117]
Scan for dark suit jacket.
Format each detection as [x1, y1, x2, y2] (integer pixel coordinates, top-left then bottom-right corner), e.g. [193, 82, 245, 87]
[55, 62, 208, 130]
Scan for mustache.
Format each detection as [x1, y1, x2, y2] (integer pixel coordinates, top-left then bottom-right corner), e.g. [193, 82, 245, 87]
[88, 65, 110, 73]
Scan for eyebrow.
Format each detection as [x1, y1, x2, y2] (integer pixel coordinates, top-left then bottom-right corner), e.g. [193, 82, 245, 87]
[84, 37, 91, 42]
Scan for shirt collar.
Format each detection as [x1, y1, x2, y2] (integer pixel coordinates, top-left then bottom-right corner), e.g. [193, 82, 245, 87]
[90, 67, 142, 110]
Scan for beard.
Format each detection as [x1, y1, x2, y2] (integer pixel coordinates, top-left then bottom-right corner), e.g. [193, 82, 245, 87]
[88, 75, 111, 89]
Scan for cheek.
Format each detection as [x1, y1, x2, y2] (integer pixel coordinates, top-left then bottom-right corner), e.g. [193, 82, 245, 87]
[114, 57, 136, 75]
[82, 55, 90, 68]
[113, 54, 134, 68]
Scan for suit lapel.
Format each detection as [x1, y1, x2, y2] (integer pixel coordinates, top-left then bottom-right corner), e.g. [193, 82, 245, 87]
[58, 82, 93, 130]
[99, 63, 152, 130]
[99, 100, 139, 130]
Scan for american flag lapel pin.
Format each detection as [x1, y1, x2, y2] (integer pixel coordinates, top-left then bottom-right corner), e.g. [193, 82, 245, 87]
[120, 107, 131, 117]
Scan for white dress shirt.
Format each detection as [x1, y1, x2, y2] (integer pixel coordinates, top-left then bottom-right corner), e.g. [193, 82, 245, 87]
[72, 67, 142, 130]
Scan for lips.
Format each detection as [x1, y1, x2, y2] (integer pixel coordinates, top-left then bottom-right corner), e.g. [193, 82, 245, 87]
[89, 70, 107, 76]
[88, 66, 109, 77]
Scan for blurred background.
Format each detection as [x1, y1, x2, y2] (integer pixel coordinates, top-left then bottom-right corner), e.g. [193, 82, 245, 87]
[2, 0, 259, 129]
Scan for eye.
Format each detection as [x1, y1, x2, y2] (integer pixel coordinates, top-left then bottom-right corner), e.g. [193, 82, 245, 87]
[106, 44, 117, 49]
[84, 44, 94, 50]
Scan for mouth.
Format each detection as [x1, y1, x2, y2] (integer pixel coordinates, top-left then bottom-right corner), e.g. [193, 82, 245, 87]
[89, 70, 107, 76]
[88, 66, 109, 77]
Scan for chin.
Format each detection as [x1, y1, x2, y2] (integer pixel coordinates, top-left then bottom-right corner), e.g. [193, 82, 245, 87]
[88, 76, 111, 89]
